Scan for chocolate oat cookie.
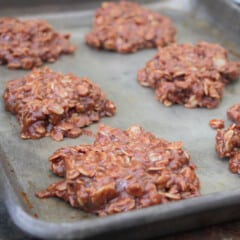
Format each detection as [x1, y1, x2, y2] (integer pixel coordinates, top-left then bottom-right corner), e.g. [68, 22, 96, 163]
[138, 42, 240, 108]
[3, 67, 116, 141]
[229, 152, 240, 174]
[227, 103, 240, 124]
[0, 17, 75, 69]
[215, 124, 240, 174]
[36, 124, 200, 216]
[85, 1, 176, 53]
[215, 104, 240, 174]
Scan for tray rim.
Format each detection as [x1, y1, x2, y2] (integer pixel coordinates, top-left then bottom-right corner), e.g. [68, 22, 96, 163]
[3, 165, 240, 240]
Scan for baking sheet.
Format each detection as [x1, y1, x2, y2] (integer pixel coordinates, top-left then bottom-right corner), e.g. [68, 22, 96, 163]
[1, 0, 240, 239]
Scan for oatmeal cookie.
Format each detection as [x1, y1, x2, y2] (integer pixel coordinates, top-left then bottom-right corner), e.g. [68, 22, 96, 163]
[36, 124, 200, 216]
[3, 67, 116, 141]
[138, 42, 240, 108]
[0, 17, 75, 69]
[85, 1, 176, 53]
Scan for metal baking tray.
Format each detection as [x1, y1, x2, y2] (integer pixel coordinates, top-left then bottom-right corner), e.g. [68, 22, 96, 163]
[1, 0, 240, 239]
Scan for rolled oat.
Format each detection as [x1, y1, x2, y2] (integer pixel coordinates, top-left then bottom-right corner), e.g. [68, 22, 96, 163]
[209, 119, 225, 129]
